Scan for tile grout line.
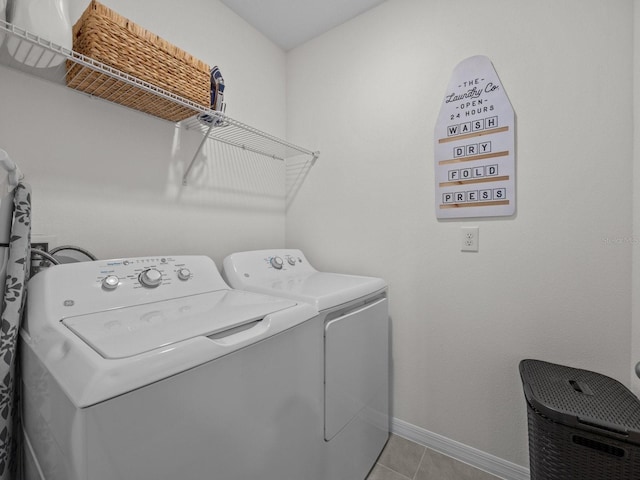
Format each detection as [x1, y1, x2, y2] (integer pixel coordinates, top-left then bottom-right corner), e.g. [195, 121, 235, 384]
[412, 446, 427, 480]
[375, 462, 414, 480]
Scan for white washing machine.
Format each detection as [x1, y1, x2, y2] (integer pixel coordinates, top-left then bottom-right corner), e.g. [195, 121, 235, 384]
[21, 255, 327, 480]
[223, 249, 389, 480]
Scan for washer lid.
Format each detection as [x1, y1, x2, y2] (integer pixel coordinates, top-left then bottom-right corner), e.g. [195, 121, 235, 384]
[62, 290, 296, 359]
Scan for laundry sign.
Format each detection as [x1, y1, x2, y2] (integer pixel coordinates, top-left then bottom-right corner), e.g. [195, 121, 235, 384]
[434, 55, 515, 219]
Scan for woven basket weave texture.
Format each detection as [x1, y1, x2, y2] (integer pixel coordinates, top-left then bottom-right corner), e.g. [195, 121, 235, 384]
[526, 405, 640, 479]
[66, 0, 210, 122]
[521, 360, 640, 480]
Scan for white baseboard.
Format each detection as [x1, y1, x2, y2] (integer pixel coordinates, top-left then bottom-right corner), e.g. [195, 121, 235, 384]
[390, 417, 530, 480]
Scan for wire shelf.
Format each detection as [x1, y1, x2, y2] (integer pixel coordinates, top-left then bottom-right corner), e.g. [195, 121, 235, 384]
[180, 114, 318, 185]
[0, 20, 319, 185]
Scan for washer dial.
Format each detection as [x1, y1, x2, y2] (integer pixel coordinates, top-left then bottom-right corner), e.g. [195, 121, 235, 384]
[139, 268, 163, 288]
[101, 275, 119, 290]
[177, 268, 191, 281]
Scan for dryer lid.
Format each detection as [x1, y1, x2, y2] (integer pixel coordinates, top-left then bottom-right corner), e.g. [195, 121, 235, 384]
[231, 271, 386, 311]
[222, 249, 387, 311]
[271, 272, 386, 311]
[62, 290, 296, 359]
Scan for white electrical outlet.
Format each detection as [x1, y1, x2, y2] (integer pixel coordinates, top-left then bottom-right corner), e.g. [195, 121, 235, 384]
[461, 226, 479, 252]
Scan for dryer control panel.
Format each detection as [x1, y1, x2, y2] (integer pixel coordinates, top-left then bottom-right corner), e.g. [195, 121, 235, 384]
[224, 249, 317, 279]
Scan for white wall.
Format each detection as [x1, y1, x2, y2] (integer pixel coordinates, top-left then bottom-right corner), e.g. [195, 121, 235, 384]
[0, 0, 288, 266]
[286, 0, 634, 467]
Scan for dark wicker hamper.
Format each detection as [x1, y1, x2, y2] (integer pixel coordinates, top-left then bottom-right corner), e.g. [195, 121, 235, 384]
[519, 360, 640, 479]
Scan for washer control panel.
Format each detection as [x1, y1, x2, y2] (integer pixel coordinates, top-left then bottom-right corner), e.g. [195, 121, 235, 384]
[96, 257, 196, 292]
[31, 255, 228, 319]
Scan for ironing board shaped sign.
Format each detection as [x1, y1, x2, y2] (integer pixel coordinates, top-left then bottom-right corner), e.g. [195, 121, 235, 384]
[434, 55, 515, 218]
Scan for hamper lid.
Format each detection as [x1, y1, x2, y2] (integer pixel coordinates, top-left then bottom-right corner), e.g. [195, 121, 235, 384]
[519, 359, 640, 445]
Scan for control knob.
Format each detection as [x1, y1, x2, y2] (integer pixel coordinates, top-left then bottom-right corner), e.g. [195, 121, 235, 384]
[286, 256, 296, 266]
[139, 268, 163, 288]
[101, 275, 119, 290]
[177, 268, 191, 281]
[270, 256, 284, 269]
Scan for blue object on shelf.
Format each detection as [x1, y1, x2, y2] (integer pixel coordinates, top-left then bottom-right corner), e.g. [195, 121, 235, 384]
[198, 65, 225, 127]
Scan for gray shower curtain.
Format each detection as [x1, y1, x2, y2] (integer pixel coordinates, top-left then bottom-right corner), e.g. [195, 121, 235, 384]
[0, 183, 31, 480]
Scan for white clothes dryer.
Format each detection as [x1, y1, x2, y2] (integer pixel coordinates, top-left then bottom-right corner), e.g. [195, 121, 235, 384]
[21, 255, 326, 480]
[223, 249, 389, 480]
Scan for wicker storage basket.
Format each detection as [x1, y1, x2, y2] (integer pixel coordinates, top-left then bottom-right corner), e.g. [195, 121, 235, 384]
[520, 359, 640, 480]
[66, 0, 210, 122]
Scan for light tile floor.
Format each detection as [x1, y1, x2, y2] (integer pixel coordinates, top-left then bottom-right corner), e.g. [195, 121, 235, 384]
[366, 435, 501, 480]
